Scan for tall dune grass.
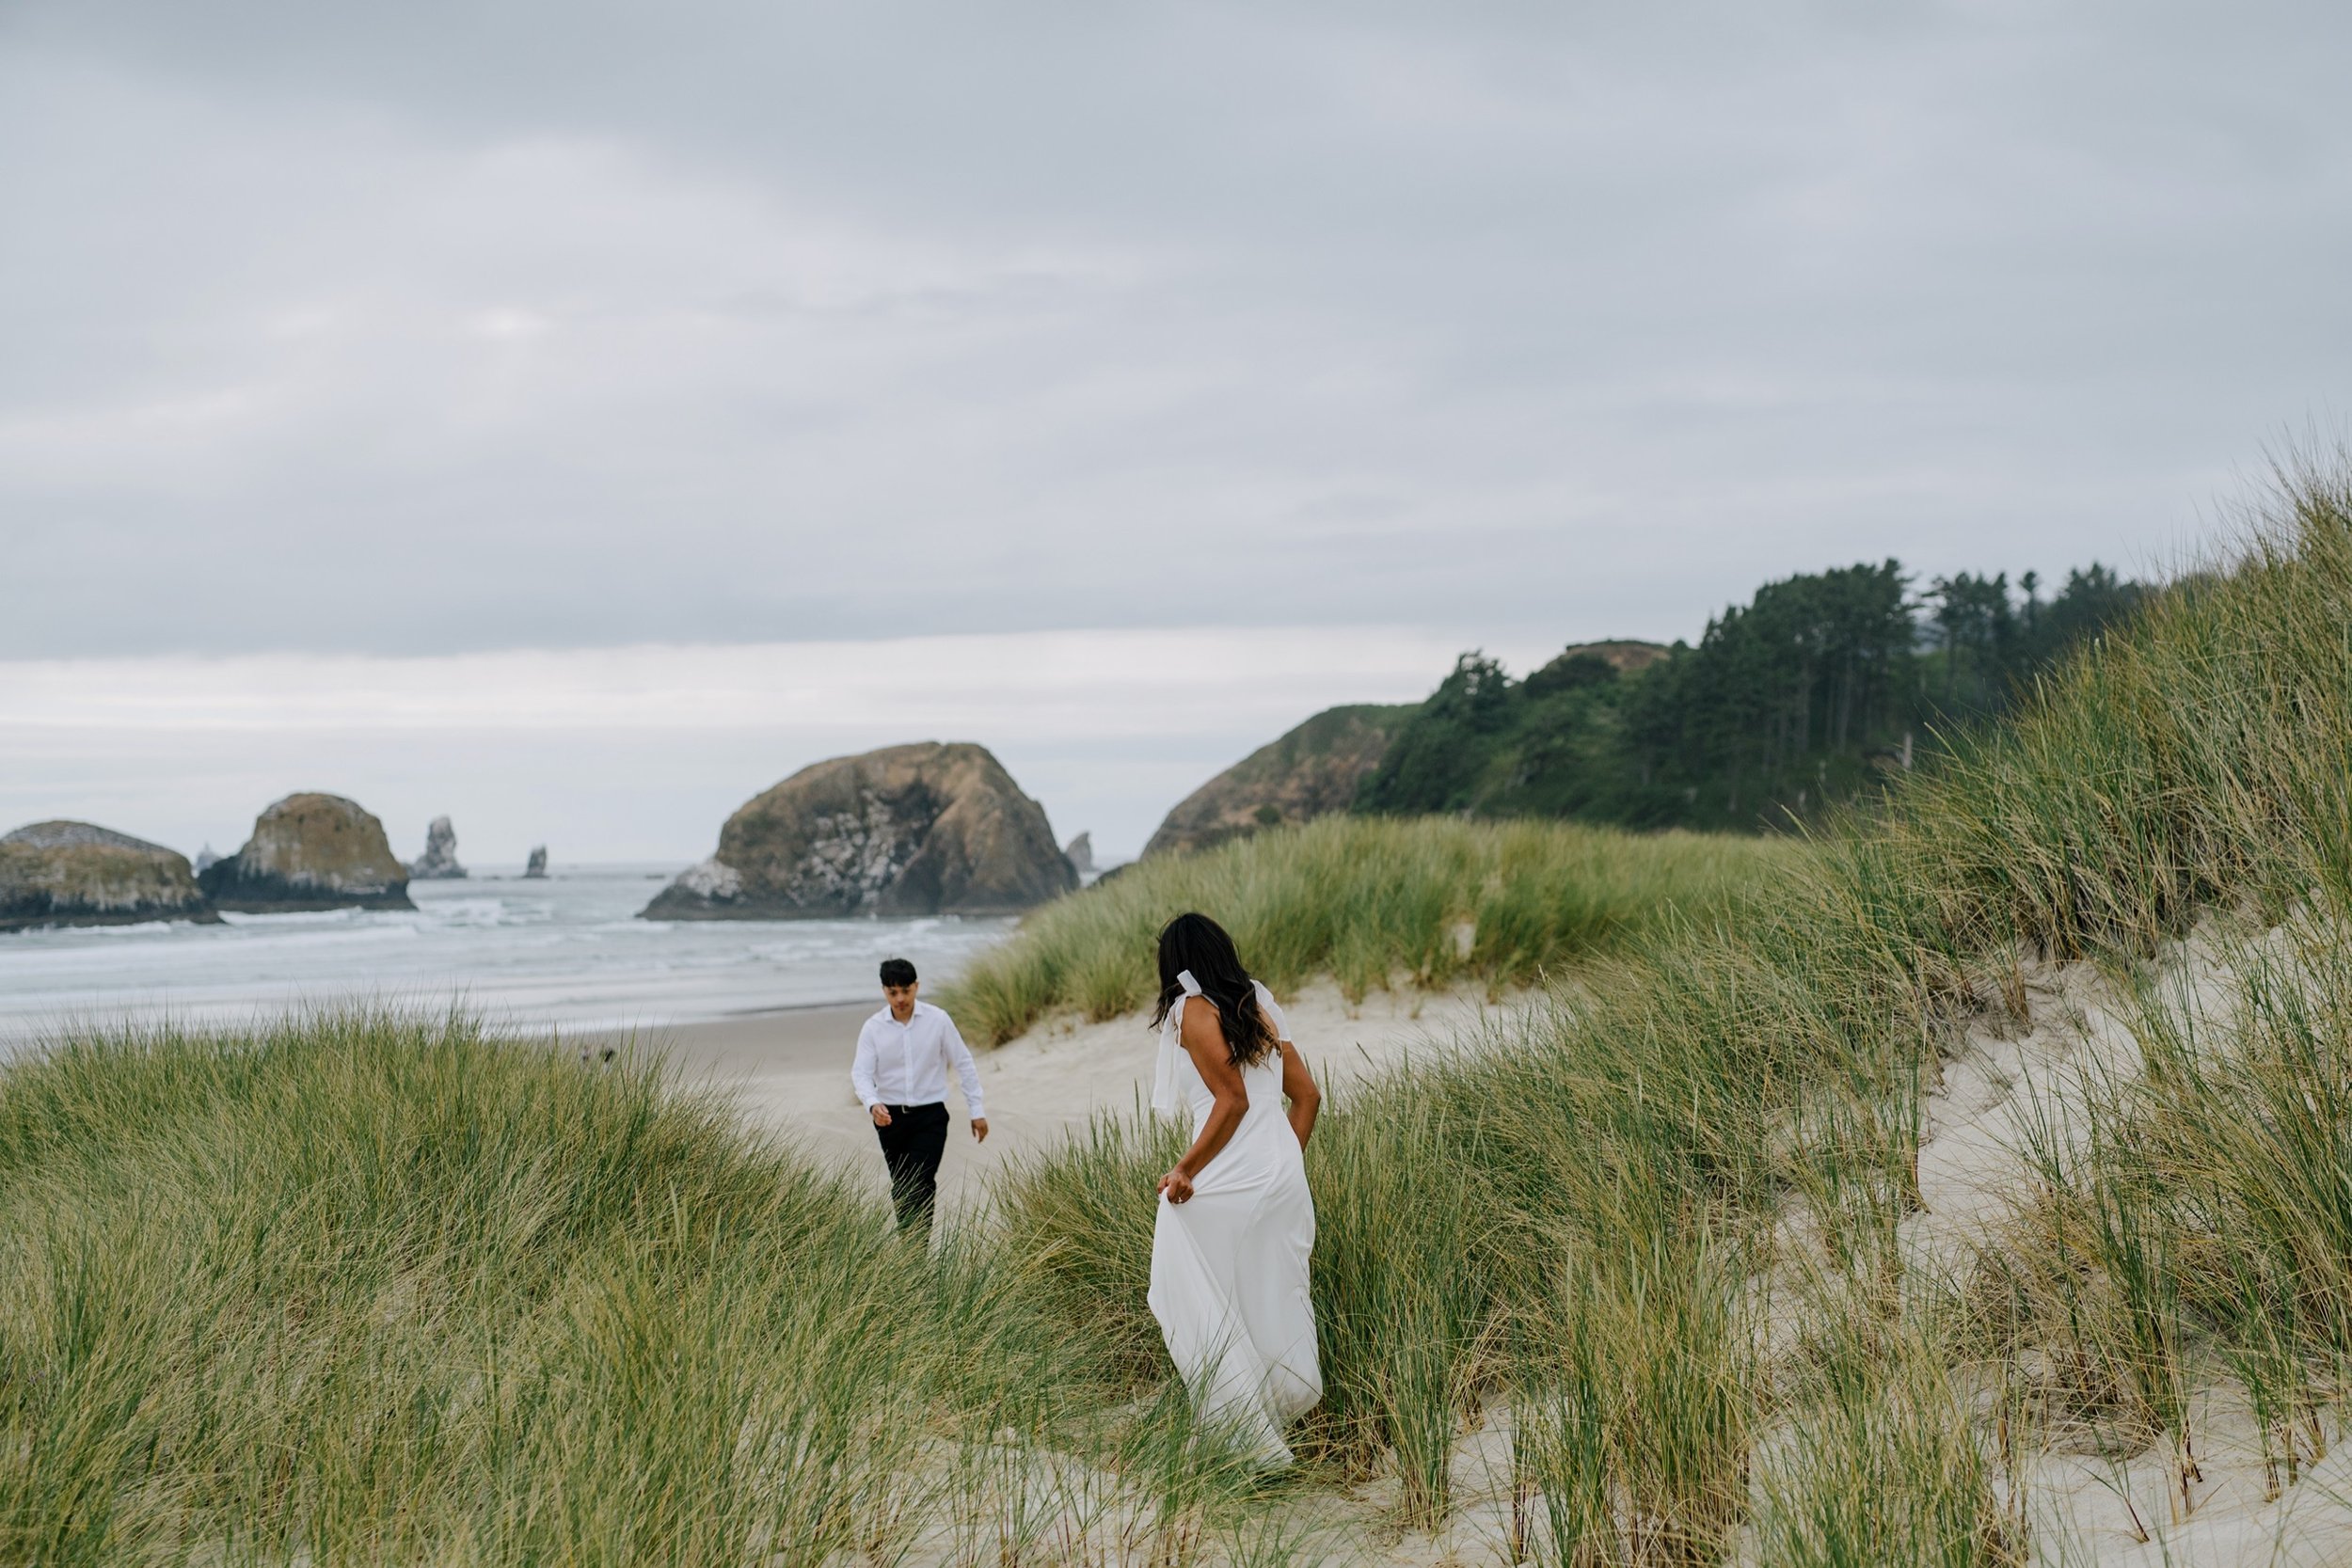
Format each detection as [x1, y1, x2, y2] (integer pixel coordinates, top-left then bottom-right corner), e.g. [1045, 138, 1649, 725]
[995, 465, 2352, 1557]
[993, 825, 1939, 1539]
[18, 468, 2352, 1561]
[1973, 918, 2352, 1521]
[945, 814, 1796, 1044]
[0, 1011, 1162, 1565]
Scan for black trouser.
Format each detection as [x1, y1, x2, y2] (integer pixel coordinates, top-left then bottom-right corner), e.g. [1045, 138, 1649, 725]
[874, 1101, 949, 1233]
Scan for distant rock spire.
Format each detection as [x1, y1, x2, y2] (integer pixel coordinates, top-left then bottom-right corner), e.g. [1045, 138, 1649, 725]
[523, 845, 548, 879]
[1062, 831, 1094, 876]
[410, 816, 468, 879]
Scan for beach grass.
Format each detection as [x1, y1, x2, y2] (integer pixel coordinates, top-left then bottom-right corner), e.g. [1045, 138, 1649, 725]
[943, 814, 1799, 1045]
[0, 1010, 1137, 1565]
[993, 463, 2352, 1555]
[17, 466, 2352, 1560]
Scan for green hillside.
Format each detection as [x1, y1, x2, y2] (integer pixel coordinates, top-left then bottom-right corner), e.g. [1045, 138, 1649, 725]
[1356, 560, 2148, 831]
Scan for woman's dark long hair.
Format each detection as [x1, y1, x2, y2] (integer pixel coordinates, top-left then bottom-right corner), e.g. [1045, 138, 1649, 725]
[1152, 911, 1277, 1068]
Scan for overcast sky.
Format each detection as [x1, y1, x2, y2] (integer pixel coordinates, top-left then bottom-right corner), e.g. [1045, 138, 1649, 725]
[4, 2, 2346, 859]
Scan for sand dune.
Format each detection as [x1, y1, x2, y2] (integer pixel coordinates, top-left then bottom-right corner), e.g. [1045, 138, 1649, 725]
[1893, 921, 2352, 1566]
[585, 932, 2352, 1565]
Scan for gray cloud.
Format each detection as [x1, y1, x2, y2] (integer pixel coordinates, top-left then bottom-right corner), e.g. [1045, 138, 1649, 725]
[4, 1, 2346, 659]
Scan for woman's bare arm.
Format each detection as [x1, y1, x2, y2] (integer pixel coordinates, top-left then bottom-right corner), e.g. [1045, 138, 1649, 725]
[1158, 996, 1249, 1205]
[1278, 1039, 1321, 1149]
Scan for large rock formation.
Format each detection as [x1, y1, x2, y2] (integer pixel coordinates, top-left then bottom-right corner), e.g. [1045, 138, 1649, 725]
[199, 793, 416, 912]
[641, 742, 1076, 920]
[0, 821, 218, 932]
[523, 845, 548, 879]
[1143, 704, 1418, 859]
[409, 815, 468, 879]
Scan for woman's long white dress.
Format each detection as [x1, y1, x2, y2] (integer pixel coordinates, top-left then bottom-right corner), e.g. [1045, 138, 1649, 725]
[1147, 974, 1322, 1465]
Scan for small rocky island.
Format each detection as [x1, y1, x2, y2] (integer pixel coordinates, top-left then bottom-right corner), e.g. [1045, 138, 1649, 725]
[199, 793, 416, 912]
[523, 845, 548, 879]
[409, 815, 468, 879]
[642, 741, 1077, 920]
[0, 820, 218, 932]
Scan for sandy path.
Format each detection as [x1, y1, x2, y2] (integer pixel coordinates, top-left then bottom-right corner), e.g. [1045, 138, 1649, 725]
[576, 983, 1532, 1214]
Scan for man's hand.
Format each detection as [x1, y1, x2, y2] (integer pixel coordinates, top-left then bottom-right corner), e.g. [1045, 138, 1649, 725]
[870, 1104, 892, 1127]
[971, 1117, 989, 1143]
[1156, 1168, 1195, 1205]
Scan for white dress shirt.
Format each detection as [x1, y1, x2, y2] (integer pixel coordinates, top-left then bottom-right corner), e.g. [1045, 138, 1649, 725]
[850, 1000, 986, 1117]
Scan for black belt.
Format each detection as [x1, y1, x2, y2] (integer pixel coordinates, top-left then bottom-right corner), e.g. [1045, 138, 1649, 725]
[886, 1101, 945, 1115]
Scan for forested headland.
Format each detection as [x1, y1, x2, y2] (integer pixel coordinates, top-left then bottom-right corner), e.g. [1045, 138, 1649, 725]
[1359, 559, 2150, 831]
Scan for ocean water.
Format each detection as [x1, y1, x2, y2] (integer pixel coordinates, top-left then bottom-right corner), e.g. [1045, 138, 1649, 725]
[0, 863, 1016, 1051]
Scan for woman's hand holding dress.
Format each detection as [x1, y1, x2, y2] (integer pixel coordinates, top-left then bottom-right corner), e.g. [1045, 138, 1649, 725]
[1157, 997, 1248, 1203]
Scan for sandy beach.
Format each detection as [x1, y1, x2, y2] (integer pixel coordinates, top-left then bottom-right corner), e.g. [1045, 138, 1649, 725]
[576, 983, 1535, 1213]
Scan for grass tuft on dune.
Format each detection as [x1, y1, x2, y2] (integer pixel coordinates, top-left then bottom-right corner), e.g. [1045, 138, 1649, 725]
[944, 814, 1798, 1045]
[0, 1010, 1101, 1565]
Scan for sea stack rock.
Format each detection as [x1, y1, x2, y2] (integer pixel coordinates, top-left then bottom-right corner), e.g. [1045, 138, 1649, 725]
[1062, 832, 1095, 877]
[0, 821, 219, 932]
[409, 815, 468, 879]
[641, 741, 1076, 920]
[523, 845, 548, 879]
[199, 793, 416, 912]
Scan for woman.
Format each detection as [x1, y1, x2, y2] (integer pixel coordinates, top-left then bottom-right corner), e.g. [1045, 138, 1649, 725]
[1147, 911, 1324, 1465]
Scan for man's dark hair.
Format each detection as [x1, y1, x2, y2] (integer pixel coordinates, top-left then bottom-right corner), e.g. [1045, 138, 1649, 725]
[880, 958, 918, 989]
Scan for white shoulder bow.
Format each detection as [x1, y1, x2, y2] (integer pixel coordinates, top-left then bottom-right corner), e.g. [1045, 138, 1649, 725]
[1150, 967, 1203, 1117]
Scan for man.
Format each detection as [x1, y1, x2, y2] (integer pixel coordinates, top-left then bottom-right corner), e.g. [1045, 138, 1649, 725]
[850, 957, 989, 1234]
